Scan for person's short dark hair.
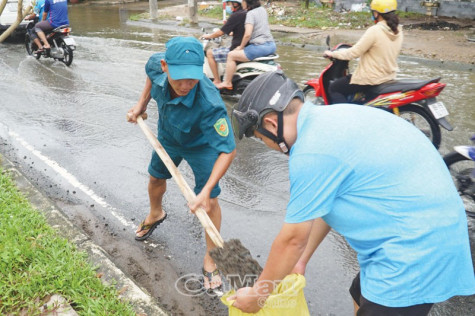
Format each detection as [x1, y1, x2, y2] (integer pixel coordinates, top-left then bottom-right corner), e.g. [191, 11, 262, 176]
[245, 0, 261, 10]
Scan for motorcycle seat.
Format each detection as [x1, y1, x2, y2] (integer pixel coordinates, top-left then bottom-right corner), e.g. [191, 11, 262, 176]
[371, 77, 441, 94]
[51, 25, 71, 32]
[252, 54, 279, 62]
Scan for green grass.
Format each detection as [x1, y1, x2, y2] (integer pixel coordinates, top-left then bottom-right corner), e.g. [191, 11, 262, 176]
[198, 1, 426, 30]
[0, 168, 136, 315]
[199, 4, 223, 20]
[129, 12, 150, 21]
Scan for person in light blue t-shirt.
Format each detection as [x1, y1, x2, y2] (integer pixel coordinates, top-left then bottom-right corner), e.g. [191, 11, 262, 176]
[229, 70, 475, 315]
[25, 0, 47, 23]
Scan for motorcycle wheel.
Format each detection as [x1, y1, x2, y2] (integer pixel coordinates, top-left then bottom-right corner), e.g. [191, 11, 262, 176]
[235, 79, 252, 95]
[444, 152, 475, 217]
[303, 86, 323, 105]
[59, 40, 73, 66]
[397, 104, 441, 149]
[25, 34, 41, 59]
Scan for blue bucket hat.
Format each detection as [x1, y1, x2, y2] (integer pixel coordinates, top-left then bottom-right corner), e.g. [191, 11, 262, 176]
[165, 37, 204, 80]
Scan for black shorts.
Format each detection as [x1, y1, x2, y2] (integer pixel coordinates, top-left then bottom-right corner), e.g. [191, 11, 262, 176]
[349, 273, 434, 316]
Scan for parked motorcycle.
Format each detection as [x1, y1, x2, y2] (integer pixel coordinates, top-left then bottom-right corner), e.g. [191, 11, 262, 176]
[25, 21, 76, 66]
[444, 135, 475, 217]
[201, 30, 281, 95]
[303, 36, 453, 149]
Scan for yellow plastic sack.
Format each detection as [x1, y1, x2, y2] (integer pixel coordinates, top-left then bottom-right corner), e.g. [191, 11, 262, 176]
[221, 274, 310, 316]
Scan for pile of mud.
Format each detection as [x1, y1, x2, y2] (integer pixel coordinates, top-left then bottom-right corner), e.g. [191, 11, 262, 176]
[210, 239, 263, 289]
[405, 21, 472, 31]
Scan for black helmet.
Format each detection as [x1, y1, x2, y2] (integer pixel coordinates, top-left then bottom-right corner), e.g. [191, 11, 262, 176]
[232, 70, 304, 140]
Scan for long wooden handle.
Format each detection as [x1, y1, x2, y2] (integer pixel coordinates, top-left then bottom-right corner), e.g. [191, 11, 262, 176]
[136, 115, 224, 248]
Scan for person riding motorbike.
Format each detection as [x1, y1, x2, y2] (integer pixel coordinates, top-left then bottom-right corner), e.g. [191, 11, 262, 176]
[32, 0, 69, 54]
[201, 0, 247, 85]
[25, 0, 46, 23]
[216, 0, 276, 90]
[324, 0, 403, 104]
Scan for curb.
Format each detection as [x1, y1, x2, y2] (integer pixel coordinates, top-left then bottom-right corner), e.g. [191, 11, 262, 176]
[0, 154, 168, 316]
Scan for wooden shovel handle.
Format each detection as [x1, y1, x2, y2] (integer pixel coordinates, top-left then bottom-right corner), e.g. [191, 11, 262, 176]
[136, 114, 224, 248]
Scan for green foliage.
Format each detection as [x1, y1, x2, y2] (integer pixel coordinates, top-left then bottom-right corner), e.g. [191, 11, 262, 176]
[199, 4, 223, 19]
[269, 6, 371, 29]
[199, 2, 425, 30]
[0, 169, 136, 315]
[397, 11, 426, 19]
[129, 12, 150, 21]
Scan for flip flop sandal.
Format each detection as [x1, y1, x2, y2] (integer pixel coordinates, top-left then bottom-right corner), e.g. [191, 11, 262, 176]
[135, 212, 167, 241]
[218, 85, 233, 91]
[202, 267, 223, 294]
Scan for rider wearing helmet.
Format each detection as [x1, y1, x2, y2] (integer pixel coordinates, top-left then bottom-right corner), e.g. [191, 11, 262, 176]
[216, 0, 276, 90]
[324, 0, 402, 104]
[201, 0, 247, 85]
[230, 71, 475, 314]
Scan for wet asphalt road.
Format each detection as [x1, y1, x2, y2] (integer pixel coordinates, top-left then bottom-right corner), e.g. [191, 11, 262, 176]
[1, 2, 475, 315]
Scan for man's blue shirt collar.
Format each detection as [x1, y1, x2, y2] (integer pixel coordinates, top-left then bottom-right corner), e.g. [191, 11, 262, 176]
[155, 72, 197, 108]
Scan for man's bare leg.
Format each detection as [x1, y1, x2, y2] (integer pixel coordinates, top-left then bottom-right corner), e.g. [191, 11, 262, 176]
[206, 49, 221, 85]
[203, 197, 222, 289]
[216, 50, 248, 89]
[33, 38, 43, 50]
[36, 31, 50, 49]
[353, 299, 360, 316]
[135, 176, 167, 238]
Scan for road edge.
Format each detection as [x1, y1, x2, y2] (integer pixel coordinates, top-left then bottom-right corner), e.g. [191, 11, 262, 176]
[0, 154, 168, 316]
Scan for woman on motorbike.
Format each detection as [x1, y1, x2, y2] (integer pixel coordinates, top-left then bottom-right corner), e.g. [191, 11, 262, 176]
[215, 0, 276, 90]
[324, 0, 403, 104]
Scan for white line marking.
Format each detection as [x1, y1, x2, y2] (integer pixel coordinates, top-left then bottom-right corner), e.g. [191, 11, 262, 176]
[9, 131, 134, 228]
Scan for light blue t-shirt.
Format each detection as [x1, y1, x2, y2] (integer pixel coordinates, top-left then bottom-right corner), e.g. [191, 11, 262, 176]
[34, 0, 46, 21]
[286, 102, 475, 307]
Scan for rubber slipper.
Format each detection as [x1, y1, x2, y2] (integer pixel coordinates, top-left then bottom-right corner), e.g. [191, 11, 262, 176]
[215, 83, 233, 90]
[135, 212, 167, 241]
[202, 267, 223, 294]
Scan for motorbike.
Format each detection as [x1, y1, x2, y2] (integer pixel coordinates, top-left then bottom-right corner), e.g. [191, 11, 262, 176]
[444, 135, 475, 217]
[25, 21, 76, 66]
[201, 30, 281, 95]
[303, 36, 453, 149]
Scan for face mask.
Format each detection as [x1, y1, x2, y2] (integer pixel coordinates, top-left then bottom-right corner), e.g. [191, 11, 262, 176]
[371, 13, 377, 23]
[226, 5, 233, 14]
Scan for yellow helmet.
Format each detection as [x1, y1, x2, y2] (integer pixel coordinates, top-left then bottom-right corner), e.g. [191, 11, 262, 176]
[370, 0, 397, 13]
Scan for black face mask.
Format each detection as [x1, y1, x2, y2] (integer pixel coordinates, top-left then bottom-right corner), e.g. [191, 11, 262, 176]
[256, 112, 290, 155]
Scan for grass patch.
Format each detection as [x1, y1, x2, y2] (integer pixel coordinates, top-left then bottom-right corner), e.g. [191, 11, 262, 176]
[129, 12, 150, 21]
[199, 4, 223, 20]
[198, 1, 426, 30]
[0, 168, 136, 315]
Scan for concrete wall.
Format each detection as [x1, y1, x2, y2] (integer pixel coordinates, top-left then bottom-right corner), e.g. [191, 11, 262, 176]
[334, 1, 475, 19]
